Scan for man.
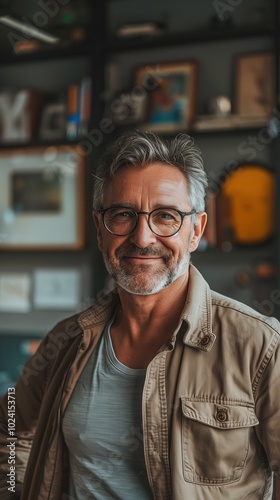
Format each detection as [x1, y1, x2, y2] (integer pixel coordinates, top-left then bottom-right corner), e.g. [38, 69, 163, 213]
[0, 131, 279, 499]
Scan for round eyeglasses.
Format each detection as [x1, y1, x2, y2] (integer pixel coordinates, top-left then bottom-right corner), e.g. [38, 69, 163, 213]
[98, 206, 196, 237]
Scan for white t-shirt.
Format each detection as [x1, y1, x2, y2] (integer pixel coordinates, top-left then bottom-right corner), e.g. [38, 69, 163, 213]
[62, 314, 153, 499]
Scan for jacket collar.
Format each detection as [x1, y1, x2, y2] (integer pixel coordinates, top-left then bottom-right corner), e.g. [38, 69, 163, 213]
[77, 265, 216, 352]
[77, 288, 120, 330]
[180, 265, 216, 351]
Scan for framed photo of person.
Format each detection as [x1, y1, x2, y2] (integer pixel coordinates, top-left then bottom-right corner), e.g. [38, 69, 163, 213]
[234, 51, 275, 118]
[0, 145, 87, 251]
[134, 60, 198, 133]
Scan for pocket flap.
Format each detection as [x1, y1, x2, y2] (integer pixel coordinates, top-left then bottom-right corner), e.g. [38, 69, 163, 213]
[181, 398, 259, 429]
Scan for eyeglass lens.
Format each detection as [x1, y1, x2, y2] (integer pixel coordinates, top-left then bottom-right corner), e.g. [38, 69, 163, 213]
[104, 207, 182, 236]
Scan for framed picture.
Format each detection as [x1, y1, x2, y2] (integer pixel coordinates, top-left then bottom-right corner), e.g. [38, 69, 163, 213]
[235, 52, 275, 118]
[134, 60, 198, 133]
[0, 145, 86, 251]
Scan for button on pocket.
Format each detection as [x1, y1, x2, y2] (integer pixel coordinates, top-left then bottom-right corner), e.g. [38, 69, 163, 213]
[181, 398, 259, 485]
[216, 408, 228, 422]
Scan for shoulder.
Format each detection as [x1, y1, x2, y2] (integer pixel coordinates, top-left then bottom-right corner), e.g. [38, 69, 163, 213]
[47, 311, 83, 340]
[44, 287, 119, 344]
[211, 289, 280, 339]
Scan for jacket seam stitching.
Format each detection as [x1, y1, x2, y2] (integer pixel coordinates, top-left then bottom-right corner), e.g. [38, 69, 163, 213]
[252, 333, 279, 397]
[159, 352, 172, 500]
[211, 302, 280, 337]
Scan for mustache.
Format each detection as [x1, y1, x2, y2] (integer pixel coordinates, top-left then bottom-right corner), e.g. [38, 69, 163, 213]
[116, 243, 170, 260]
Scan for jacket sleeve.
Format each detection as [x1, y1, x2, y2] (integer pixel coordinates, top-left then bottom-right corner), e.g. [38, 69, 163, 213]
[254, 331, 280, 477]
[0, 322, 68, 500]
[0, 333, 55, 499]
[0, 311, 82, 500]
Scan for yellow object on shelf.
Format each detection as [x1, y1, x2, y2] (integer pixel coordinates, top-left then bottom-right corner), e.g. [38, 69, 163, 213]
[219, 164, 275, 245]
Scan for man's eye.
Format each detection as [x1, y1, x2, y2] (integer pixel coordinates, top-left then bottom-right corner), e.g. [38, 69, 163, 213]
[152, 210, 181, 225]
[159, 212, 174, 219]
[155, 211, 177, 220]
[113, 211, 134, 219]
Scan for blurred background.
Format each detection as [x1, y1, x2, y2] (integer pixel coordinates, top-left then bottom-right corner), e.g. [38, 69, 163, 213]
[0, 0, 279, 393]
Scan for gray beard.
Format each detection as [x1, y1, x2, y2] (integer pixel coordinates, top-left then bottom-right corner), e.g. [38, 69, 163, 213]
[103, 250, 191, 296]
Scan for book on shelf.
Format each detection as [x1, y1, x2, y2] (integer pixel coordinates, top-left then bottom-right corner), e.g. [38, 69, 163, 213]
[66, 77, 92, 140]
[66, 84, 79, 140]
[78, 77, 92, 136]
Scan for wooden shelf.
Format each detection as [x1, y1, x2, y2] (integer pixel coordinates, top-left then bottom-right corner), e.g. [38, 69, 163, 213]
[191, 115, 269, 133]
[0, 44, 93, 64]
[0, 138, 82, 150]
[104, 26, 276, 53]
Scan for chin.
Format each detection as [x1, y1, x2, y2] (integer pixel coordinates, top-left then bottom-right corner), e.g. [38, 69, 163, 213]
[118, 280, 170, 296]
[104, 251, 190, 296]
[116, 266, 188, 296]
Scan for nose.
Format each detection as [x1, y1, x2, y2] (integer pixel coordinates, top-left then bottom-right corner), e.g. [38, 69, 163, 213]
[129, 213, 157, 248]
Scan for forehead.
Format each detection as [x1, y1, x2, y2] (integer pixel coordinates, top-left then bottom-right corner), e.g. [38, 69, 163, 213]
[103, 162, 189, 207]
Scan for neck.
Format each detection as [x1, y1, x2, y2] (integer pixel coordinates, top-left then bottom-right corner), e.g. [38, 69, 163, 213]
[115, 271, 190, 341]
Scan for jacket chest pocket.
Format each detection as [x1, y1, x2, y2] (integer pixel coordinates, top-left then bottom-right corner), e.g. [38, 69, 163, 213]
[181, 397, 259, 485]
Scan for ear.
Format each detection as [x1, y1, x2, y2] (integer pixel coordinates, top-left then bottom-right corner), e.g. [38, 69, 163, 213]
[93, 210, 103, 251]
[189, 212, 207, 252]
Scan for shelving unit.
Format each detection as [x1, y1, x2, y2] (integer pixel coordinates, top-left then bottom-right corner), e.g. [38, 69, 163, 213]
[0, 2, 100, 337]
[0, 0, 279, 332]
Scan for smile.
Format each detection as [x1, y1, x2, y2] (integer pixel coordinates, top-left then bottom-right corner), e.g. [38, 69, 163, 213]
[123, 256, 162, 262]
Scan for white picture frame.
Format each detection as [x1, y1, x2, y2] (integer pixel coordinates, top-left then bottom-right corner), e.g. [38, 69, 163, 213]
[0, 145, 86, 250]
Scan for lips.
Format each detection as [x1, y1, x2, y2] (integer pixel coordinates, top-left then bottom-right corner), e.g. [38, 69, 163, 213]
[123, 256, 161, 259]
[116, 243, 169, 260]
[123, 255, 162, 265]
[114, 243, 172, 270]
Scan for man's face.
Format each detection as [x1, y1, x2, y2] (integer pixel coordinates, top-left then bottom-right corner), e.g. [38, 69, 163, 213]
[94, 163, 206, 296]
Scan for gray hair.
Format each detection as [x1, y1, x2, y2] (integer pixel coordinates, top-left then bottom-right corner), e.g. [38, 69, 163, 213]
[93, 131, 208, 212]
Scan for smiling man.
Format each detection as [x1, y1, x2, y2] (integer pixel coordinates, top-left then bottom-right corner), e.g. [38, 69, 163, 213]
[0, 131, 280, 500]
[95, 163, 200, 296]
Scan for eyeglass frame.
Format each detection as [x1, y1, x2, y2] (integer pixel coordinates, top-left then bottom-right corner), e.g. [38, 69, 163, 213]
[97, 206, 197, 237]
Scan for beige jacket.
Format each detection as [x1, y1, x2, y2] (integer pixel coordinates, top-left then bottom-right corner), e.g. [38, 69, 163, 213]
[0, 265, 279, 499]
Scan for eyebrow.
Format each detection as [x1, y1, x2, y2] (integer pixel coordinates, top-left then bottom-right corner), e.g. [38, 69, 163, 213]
[104, 203, 185, 211]
[107, 203, 136, 209]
